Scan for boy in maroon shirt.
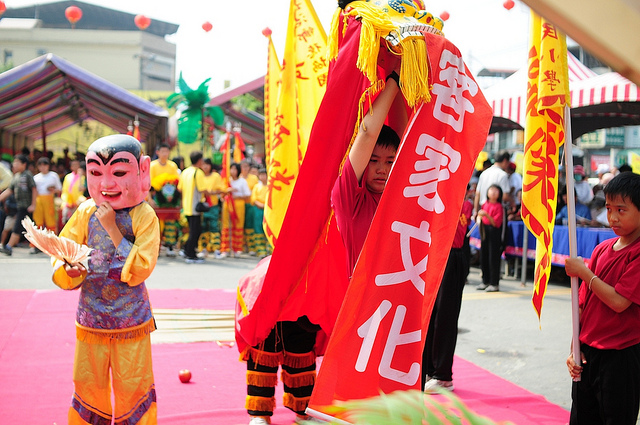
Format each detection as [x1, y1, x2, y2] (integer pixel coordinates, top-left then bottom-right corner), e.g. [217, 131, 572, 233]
[566, 171, 640, 425]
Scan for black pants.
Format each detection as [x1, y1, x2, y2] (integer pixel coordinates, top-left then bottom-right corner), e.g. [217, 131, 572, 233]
[422, 248, 468, 386]
[245, 317, 318, 417]
[480, 224, 502, 286]
[570, 342, 640, 425]
[185, 215, 201, 259]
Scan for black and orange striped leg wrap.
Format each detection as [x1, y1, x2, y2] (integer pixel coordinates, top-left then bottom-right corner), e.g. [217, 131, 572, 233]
[245, 347, 281, 417]
[281, 351, 316, 415]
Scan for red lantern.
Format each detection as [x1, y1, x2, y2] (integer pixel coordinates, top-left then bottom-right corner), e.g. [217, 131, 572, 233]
[262, 27, 272, 38]
[0, 1, 7, 17]
[65, 6, 82, 28]
[439, 11, 450, 21]
[503, 0, 515, 10]
[202, 21, 213, 32]
[134, 15, 151, 31]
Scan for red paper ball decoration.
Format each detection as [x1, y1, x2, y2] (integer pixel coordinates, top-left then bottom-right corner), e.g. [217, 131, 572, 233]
[0, 1, 7, 17]
[134, 14, 151, 31]
[262, 27, 272, 37]
[503, 0, 515, 10]
[439, 11, 450, 21]
[202, 21, 213, 32]
[65, 6, 83, 27]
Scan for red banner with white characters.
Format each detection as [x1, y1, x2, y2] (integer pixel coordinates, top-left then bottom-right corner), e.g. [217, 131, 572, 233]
[308, 34, 492, 415]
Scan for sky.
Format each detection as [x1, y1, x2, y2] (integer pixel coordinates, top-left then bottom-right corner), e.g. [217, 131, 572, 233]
[7, 0, 534, 94]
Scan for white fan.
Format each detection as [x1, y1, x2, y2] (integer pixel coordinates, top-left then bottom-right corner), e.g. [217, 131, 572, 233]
[21, 217, 92, 265]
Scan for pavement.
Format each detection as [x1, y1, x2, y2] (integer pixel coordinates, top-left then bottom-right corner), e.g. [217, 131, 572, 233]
[0, 244, 575, 413]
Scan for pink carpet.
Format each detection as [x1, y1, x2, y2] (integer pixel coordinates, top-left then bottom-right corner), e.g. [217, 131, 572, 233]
[0, 289, 569, 424]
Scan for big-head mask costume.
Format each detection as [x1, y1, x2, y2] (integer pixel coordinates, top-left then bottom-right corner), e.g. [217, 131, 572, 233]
[86, 134, 151, 210]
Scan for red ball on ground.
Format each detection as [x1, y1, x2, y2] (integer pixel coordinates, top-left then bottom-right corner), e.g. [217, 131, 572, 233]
[179, 369, 192, 383]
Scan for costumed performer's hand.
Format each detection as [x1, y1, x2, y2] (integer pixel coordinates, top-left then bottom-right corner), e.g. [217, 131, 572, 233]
[95, 201, 117, 230]
[567, 351, 586, 380]
[65, 262, 87, 278]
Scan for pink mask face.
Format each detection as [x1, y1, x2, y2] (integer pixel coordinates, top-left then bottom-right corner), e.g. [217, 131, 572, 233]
[86, 151, 150, 209]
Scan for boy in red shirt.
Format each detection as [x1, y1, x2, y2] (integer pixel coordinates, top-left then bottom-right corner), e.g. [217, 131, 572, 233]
[566, 172, 640, 425]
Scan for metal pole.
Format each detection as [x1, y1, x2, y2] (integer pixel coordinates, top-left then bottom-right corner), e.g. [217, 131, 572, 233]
[563, 104, 581, 379]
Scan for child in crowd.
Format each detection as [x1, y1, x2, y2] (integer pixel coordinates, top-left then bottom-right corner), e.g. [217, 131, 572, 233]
[477, 184, 504, 292]
[566, 172, 640, 425]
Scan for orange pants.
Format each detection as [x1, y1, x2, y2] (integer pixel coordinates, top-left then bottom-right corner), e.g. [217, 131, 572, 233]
[221, 198, 245, 253]
[68, 336, 157, 425]
[33, 194, 57, 231]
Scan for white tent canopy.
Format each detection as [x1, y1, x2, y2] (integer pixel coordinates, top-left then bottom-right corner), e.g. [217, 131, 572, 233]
[484, 52, 640, 138]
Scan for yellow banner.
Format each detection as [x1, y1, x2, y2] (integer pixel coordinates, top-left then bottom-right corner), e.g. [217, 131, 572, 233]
[521, 12, 570, 319]
[264, 35, 281, 168]
[263, 0, 328, 247]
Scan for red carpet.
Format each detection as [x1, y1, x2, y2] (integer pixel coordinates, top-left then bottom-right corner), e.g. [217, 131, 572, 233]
[0, 289, 569, 424]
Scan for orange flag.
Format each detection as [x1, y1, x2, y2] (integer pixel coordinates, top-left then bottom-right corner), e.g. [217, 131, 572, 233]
[521, 12, 570, 319]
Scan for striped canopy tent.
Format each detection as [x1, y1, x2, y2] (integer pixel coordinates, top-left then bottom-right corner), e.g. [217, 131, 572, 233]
[0, 53, 169, 153]
[484, 52, 640, 138]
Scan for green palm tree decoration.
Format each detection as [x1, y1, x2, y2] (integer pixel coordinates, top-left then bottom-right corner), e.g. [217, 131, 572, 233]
[307, 390, 515, 425]
[166, 72, 225, 145]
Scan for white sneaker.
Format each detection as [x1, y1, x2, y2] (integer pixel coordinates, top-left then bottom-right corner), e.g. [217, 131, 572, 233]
[166, 247, 177, 257]
[196, 250, 208, 259]
[485, 285, 500, 292]
[424, 378, 454, 394]
[215, 252, 228, 259]
[249, 417, 270, 425]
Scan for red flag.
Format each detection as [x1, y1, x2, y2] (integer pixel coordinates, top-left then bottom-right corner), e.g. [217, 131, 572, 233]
[235, 16, 369, 349]
[308, 33, 492, 415]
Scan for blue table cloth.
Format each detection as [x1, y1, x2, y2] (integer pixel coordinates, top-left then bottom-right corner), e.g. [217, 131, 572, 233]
[470, 221, 616, 266]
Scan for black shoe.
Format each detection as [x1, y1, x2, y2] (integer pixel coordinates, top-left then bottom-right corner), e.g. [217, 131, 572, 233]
[29, 247, 40, 255]
[1, 245, 12, 256]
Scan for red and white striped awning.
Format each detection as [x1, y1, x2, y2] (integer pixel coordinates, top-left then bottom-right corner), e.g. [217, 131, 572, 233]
[570, 72, 640, 107]
[485, 52, 597, 128]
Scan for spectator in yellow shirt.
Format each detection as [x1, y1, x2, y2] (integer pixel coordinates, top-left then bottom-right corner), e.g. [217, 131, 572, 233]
[60, 159, 86, 225]
[149, 144, 181, 256]
[197, 159, 226, 257]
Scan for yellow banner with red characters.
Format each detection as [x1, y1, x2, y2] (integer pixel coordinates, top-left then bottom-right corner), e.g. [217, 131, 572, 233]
[521, 12, 570, 319]
[264, 33, 281, 169]
[263, 0, 328, 248]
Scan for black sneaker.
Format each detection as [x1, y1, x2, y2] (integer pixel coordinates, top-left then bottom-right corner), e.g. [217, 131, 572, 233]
[29, 247, 40, 255]
[1, 245, 12, 256]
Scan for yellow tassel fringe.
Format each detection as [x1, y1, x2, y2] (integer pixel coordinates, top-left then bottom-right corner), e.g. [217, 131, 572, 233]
[247, 371, 278, 388]
[75, 319, 156, 344]
[283, 393, 311, 413]
[241, 346, 284, 368]
[245, 395, 275, 413]
[328, 2, 435, 108]
[281, 370, 316, 388]
[282, 351, 316, 369]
